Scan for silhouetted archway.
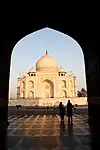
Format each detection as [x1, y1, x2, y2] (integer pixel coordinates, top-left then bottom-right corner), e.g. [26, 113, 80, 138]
[1, 18, 100, 149]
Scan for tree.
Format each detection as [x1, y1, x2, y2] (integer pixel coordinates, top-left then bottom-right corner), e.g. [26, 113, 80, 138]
[81, 88, 87, 97]
[77, 91, 82, 97]
[77, 88, 87, 97]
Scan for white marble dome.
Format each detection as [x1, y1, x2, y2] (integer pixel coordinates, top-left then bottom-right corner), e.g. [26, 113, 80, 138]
[36, 51, 58, 72]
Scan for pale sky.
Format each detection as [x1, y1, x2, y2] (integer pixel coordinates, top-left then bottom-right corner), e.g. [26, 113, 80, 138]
[9, 28, 86, 98]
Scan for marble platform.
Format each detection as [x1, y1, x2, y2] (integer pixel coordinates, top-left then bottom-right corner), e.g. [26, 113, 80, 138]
[8, 114, 90, 150]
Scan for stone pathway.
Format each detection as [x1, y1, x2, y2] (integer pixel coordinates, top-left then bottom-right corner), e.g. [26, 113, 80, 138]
[7, 114, 90, 150]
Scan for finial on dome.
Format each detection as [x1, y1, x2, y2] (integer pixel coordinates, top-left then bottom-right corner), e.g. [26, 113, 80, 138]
[46, 50, 48, 55]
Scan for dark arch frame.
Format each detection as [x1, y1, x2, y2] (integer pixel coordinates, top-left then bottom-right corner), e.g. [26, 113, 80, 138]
[0, 16, 100, 149]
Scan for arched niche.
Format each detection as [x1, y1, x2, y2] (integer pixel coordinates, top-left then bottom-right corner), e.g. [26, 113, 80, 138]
[42, 79, 54, 98]
[55, 101, 59, 106]
[28, 91, 34, 98]
[22, 91, 25, 98]
[23, 81, 25, 89]
[29, 81, 34, 88]
[62, 90, 67, 98]
[62, 80, 66, 88]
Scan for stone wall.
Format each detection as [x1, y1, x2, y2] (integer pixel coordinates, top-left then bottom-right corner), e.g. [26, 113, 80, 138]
[8, 97, 87, 106]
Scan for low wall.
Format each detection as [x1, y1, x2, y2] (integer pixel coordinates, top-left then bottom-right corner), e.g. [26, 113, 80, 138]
[69, 97, 87, 105]
[8, 97, 87, 106]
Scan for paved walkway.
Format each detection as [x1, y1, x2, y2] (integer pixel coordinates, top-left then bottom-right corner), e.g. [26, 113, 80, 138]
[8, 114, 90, 150]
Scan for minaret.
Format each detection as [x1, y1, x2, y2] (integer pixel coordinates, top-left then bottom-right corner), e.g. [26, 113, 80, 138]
[17, 76, 20, 99]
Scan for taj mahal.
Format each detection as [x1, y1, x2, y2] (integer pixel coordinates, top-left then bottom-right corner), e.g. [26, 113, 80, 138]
[14, 50, 87, 106]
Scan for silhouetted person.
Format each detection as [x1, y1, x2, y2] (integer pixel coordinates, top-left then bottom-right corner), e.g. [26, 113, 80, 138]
[67, 100, 73, 124]
[59, 102, 65, 122]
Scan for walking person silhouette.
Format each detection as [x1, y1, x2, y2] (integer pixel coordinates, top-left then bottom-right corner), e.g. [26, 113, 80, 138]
[59, 102, 65, 122]
[67, 100, 73, 124]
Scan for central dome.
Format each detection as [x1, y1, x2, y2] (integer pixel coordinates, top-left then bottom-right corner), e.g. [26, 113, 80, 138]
[36, 50, 58, 72]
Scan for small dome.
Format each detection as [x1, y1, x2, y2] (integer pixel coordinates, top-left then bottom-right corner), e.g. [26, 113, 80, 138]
[28, 67, 36, 73]
[36, 50, 58, 72]
[18, 72, 25, 79]
[59, 66, 66, 72]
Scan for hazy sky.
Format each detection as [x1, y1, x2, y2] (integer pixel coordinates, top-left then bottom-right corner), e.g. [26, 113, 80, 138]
[9, 28, 86, 98]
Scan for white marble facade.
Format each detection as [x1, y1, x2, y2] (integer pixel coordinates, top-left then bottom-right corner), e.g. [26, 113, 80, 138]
[17, 51, 77, 105]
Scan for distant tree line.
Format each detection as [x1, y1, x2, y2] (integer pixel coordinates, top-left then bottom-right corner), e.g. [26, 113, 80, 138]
[77, 88, 87, 97]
